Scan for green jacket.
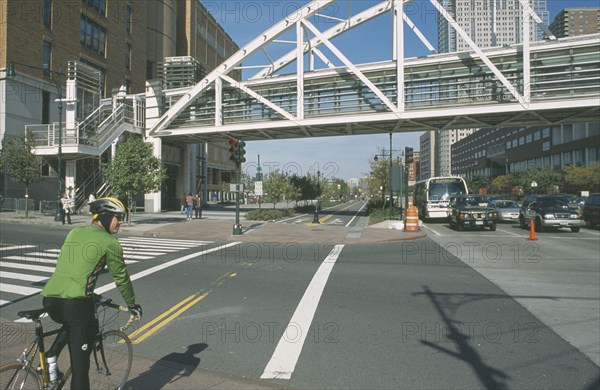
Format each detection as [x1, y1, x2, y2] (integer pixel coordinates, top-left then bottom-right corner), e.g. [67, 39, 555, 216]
[42, 224, 135, 307]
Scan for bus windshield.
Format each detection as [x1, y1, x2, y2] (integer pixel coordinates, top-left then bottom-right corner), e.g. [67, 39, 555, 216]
[429, 181, 467, 201]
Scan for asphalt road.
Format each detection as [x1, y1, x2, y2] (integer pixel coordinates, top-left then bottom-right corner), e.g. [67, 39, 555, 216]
[1, 222, 599, 389]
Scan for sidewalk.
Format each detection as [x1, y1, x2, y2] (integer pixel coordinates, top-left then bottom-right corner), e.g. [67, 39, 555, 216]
[0, 210, 427, 244]
[1, 210, 424, 389]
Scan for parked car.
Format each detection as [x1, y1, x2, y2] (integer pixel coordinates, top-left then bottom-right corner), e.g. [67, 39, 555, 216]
[448, 195, 497, 231]
[519, 195, 583, 232]
[582, 193, 600, 228]
[489, 199, 520, 222]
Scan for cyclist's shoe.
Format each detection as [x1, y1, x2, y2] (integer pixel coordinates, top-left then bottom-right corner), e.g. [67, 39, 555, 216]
[48, 370, 64, 390]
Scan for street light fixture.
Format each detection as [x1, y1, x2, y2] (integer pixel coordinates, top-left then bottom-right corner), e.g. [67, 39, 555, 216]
[8, 61, 64, 221]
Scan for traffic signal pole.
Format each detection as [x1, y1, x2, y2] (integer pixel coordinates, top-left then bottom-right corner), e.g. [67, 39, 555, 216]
[232, 139, 246, 236]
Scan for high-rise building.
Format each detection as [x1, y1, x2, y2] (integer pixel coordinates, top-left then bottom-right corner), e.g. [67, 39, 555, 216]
[549, 8, 600, 38]
[425, 0, 548, 178]
[438, 0, 549, 52]
[1, 0, 239, 210]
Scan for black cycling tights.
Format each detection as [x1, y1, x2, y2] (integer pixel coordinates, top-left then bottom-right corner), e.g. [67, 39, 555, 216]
[43, 297, 97, 390]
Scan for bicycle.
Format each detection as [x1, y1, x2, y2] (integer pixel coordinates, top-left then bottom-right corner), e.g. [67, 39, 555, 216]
[0, 296, 138, 390]
[40, 201, 57, 217]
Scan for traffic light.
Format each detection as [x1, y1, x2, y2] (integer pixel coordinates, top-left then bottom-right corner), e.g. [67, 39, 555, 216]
[229, 139, 237, 162]
[405, 147, 414, 164]
[236, 140, 246, 164]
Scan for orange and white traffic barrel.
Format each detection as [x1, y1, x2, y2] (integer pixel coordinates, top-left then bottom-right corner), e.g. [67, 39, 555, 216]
[405, 205, 419, 231]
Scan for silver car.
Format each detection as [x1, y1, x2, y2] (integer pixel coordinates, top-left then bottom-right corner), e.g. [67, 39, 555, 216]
[490, 199, 520, 222]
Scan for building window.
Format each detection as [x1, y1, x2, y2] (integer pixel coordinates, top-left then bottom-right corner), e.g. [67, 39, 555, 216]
[82, 0, 105, 16]
[146, 61, 155, 80]
[44, 0, 52, 27]
[126, 43, 132, 70]
[80, 16, 106, 56]
[126, 5, 132, 34]
[42, 41, 52, 75]
[42, 91, 50, 124]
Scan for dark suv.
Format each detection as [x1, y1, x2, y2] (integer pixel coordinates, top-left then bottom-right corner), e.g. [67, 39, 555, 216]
[448, 195, 497, 231]
[582, 193, 600, 228]
[519, 195, 583, 232]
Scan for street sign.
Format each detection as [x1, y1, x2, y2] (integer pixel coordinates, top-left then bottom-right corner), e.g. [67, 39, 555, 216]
[254, 181, 263, 196]
[230, 184, 244, 192]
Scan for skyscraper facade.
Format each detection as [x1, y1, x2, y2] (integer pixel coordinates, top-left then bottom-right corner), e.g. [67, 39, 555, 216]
[421, 0, 548, 179]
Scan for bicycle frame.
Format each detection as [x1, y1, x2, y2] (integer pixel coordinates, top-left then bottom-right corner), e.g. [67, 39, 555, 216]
[5, 297, 136, 390]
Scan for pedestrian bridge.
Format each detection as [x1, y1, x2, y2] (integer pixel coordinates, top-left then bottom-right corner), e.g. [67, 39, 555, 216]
[147, 0, 600, 143]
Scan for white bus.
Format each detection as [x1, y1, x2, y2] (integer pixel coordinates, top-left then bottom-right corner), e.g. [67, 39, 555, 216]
[413, 176, 469, 220]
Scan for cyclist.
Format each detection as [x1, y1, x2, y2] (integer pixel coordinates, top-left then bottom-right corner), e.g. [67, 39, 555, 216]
[41, 196, 142, 390]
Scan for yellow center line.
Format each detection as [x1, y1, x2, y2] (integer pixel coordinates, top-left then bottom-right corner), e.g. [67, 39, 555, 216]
[129, 272, 237, 344]
[307, 202, 357, 226]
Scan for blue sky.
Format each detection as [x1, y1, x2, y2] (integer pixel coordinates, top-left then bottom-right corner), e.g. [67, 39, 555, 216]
[204, 0, 596, 180]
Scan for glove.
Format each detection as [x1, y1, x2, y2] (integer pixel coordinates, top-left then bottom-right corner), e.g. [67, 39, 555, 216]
[129, 304, 142, 321]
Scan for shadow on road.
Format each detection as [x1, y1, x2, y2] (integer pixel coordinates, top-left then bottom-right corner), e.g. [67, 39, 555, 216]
[125, 343, 208, 389]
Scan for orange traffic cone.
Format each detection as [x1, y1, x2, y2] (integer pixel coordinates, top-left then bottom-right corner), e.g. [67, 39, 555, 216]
[527, 218, 539, 241]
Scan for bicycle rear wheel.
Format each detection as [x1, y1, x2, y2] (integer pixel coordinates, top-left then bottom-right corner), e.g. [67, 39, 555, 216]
[0, 362, 42, 390]
[90, 330, 132, 390]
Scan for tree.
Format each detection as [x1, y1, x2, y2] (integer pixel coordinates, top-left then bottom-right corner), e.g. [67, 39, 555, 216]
[563, 163, 600, 191]
[105, 135, 167, 223]
[468, 175, 490, 193]
[0, 130, 42, 218]
[491, 175, 511, 193]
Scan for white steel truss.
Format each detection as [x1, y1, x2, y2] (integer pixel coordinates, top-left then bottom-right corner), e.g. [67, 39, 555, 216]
[149, 0, 595, 142]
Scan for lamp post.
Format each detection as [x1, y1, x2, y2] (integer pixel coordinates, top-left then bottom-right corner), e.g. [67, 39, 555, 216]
[312, 170, 321, 224]
[8, 62, 64, 221]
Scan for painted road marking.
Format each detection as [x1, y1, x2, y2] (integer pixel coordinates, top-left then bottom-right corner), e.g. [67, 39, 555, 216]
[261, 244, 345, 380]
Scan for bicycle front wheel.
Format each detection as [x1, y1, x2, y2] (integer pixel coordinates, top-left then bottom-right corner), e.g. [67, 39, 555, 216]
[90, 330, 132, 390]
[0, 362, 42, 390]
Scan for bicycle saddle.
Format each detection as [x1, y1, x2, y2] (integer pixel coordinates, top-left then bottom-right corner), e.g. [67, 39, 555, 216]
[17, 308, 46, 320]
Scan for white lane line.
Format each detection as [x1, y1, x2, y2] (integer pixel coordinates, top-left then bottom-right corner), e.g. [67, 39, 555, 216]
[0, 271, 47, 283]
[0, 300, 10, 307]
[119, 238, 212, 245]
[345, 202, 367, 227]
[261, 244, 345, 380]
[0, 283, 41, 296]
[422, 224, 442, 236]
[96, 242, 241, 294]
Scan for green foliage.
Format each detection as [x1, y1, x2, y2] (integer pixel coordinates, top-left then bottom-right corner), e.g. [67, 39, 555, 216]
[245, 208, 294, 221]
[0, 130, 42, 218]
[563, 163, 600, 189]
[105, 135, 167, 212]
[0, 130, 41, 187]
[467, 175, 490, 191]
[263, 171, 300, 208]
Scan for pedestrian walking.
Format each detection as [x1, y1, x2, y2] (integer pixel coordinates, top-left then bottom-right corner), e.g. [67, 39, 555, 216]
[194, 193, 202, 219]
[180, 193, 187, 214]
[185, 192, 194, 220]
[60, 192, 73, 225]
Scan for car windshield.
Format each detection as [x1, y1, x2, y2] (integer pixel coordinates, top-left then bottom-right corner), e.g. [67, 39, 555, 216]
[494, 201, 518, 208]
[537, 198, 568, 208]
[457, 197, 488, 206]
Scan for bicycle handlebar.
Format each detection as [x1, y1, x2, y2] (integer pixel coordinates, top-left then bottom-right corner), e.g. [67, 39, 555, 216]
[93, 294, 139, 331]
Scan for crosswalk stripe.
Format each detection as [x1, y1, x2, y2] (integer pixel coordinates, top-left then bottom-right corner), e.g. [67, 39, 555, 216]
[0, 283, 41, 296]
[0, 262, 55, 273]
[0, 245, 36, 252]
[3, 255, 138, 265]
[0, 271, 48, 283]
[119, 237, 211, 245]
